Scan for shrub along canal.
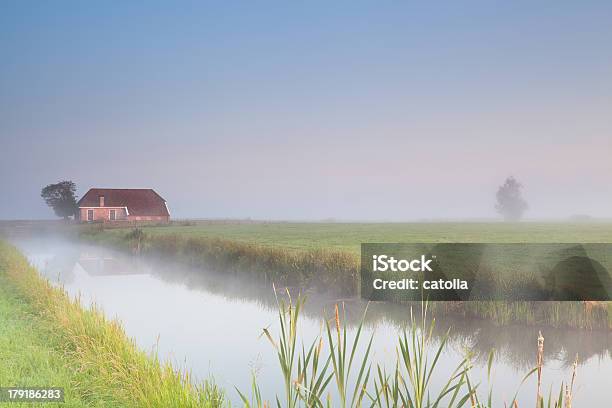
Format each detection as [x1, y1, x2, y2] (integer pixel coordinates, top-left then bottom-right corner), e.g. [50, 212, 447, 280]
[11, 237, 612, 406]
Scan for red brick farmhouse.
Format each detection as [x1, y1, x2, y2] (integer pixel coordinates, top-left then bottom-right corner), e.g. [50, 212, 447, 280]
[77, 188, 170, 223]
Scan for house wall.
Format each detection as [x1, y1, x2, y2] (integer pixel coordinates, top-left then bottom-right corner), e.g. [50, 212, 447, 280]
[127, 215, 169, 223]
[78, 208, 169, 223]
[79, 207, 128, 222]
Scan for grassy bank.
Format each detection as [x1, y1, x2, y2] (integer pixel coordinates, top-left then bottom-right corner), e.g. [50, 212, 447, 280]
[82, 227, 360, 296]
[0, 240, 225, 408]
[79, 225, 612, 330]
[0, 277, 114, 407]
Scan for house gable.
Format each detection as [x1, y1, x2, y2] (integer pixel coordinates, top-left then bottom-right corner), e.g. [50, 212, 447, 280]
[77, 188, 170, 222]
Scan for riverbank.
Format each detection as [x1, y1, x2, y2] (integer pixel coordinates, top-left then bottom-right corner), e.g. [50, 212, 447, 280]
[78, 224, 612, 330]
[80, 225, 360, 296]
[3, 235, 610, 406]
[0, 240, 225, 408]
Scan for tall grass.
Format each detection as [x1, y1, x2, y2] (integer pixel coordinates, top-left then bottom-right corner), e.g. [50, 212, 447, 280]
[430, 301, 611, 330]
[82, 228, 359, 296]
[243, 293, 579, 407]
[80, 228, 612, 330]
[0, 240, 225, 408]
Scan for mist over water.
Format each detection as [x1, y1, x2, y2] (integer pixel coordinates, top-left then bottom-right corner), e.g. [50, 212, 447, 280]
[11, 236, 612, 406]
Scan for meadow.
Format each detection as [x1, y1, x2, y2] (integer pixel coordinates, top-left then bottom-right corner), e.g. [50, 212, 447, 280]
[91, 221, 612, 254]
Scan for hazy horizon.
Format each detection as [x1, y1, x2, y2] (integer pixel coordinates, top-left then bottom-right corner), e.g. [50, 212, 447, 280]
[2, 2, 611, 220]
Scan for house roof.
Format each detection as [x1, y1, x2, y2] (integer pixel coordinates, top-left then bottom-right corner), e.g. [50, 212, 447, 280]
[77, 188, 169, 216]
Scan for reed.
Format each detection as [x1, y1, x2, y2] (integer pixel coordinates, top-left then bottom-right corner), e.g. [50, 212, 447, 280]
[242, 294, 580, 408]
[429, 301, 611, 330]
[373, 304, 477, 408]
[0, 240, 225, 408]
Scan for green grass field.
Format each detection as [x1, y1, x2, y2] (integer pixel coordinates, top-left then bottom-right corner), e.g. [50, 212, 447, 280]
[98, 222, 612, 255]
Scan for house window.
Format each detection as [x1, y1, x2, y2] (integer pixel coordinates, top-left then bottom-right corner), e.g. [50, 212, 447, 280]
[87, 209, 94, 221]
[109, 209, 116, 221]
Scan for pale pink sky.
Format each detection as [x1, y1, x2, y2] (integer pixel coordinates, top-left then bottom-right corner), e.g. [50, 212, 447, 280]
[1, 2, 611, 219]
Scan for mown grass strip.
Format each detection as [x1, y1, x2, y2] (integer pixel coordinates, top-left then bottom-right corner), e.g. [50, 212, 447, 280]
[0, 240, 225, 408]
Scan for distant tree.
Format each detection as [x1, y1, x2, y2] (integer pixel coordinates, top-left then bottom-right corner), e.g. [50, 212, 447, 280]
[41, 181, 78, 220]
[495, 176, 528, 221]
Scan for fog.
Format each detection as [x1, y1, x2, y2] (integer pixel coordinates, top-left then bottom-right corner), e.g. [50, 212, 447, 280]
[2, 2, 612, 220]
